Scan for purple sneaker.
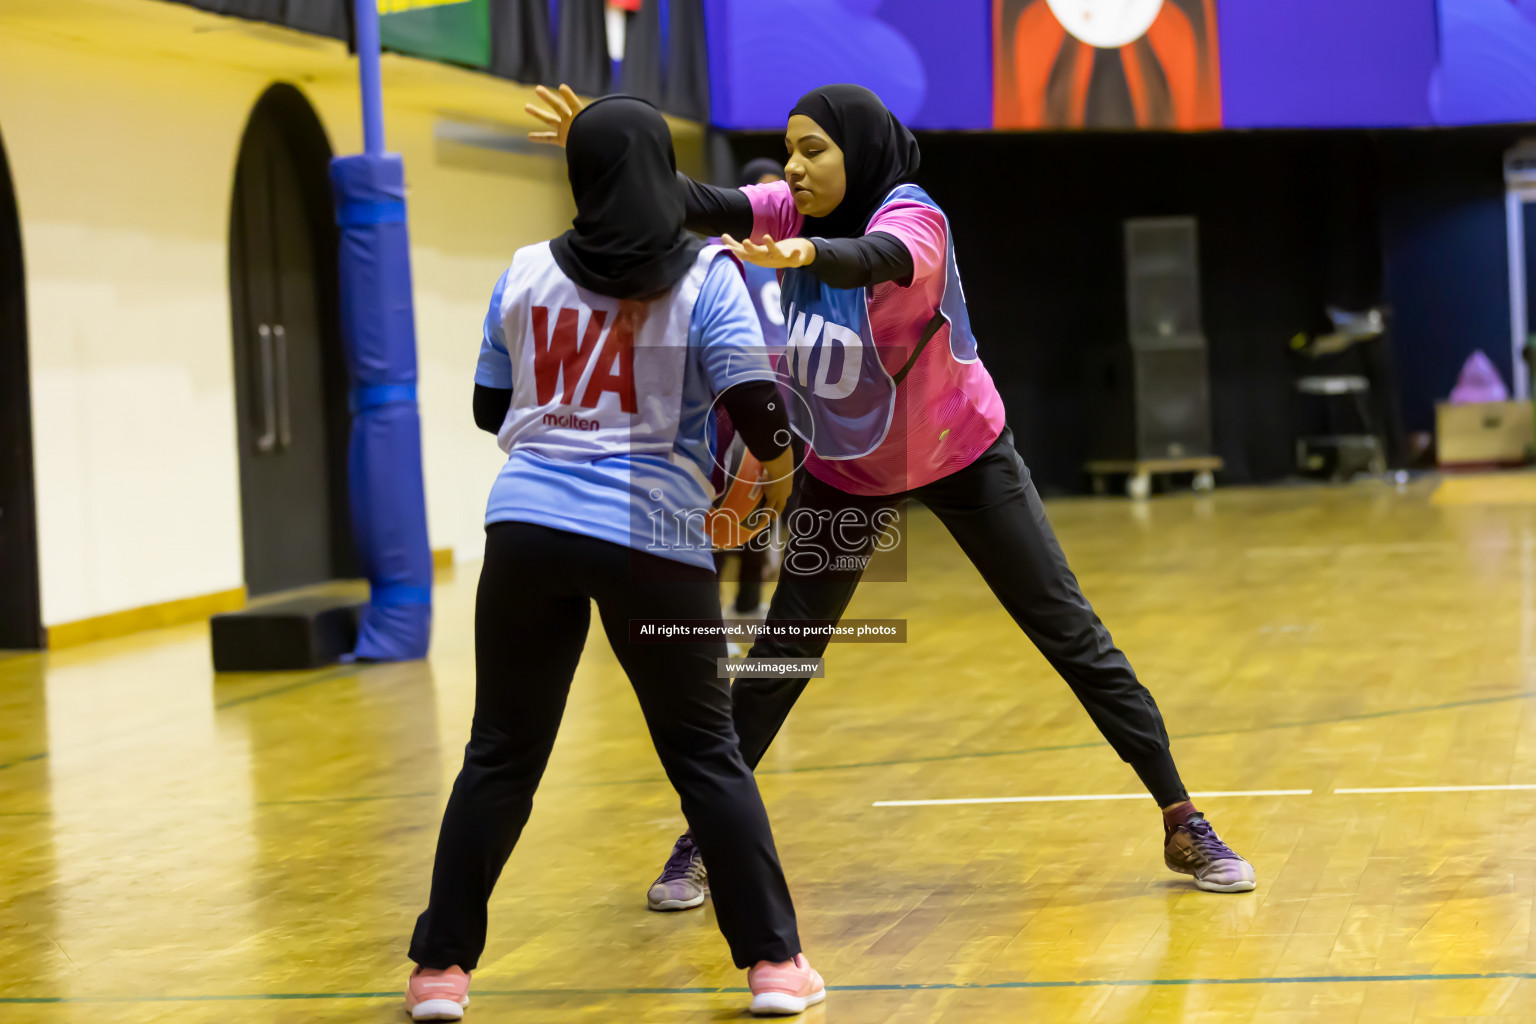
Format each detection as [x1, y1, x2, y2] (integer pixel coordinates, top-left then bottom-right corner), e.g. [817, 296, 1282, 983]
[1163, 808, 1256, 893]
[647, 831, 707, 911]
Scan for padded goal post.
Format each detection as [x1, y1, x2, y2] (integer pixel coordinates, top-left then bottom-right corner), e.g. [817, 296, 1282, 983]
[328, 1, 433, 661]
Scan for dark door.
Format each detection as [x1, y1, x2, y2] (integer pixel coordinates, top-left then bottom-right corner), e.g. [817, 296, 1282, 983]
[1522, 200, 1536, 390]
[0, 128, 43, 649]
[230, 91, 348, 597]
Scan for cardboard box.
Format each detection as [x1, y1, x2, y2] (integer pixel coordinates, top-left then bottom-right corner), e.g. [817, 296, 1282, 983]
[1436, 400, 1535, 466]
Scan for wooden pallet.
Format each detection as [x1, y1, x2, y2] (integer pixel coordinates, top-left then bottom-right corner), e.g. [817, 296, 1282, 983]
[1085, 456, 1223, 499]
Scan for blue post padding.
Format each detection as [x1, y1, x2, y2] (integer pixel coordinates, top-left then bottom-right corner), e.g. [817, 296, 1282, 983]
[351, 383, 418, 413]
[330, 152, 432, 661]
[337, 199, 406, 227]
[355, 0, 386, 157]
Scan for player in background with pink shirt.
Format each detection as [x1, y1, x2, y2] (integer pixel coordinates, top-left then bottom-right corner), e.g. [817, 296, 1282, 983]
[527, 84, 1255, 908]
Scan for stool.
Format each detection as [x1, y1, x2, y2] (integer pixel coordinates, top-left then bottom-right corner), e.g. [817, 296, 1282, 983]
[1295, 375, 1387, 479]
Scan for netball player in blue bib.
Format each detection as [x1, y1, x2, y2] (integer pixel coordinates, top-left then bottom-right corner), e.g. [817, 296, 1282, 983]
[526, 83, 1255, 911]
[403, 97, 826, 1019]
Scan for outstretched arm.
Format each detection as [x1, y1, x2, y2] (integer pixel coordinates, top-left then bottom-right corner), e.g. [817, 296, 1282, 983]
[527, 84, 916, 290]
[526, 84, 753, 238]
[676, 173, 754, 239]
[721, 231, 915, 290]
[806, 232, 914, 289]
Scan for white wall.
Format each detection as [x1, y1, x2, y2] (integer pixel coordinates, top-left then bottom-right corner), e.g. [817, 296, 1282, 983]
[0, 3, 692, 627]
[0, 34, 253, 627]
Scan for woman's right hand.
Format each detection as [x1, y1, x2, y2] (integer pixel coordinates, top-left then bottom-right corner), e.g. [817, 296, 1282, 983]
[525, 84, 585, 147]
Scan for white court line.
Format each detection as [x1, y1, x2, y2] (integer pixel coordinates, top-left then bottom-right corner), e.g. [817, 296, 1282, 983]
[1334, 784, 1536, 794]
[1245, 542, 1455, 558]
[872, 789, 1312, 808]
[873, 786, 1536, 807]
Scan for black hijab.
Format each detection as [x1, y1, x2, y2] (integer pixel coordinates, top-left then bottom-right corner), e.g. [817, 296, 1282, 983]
[739, 157, 785, 186]
[550, 96, 703, 300]
[789, 84, 921, 239]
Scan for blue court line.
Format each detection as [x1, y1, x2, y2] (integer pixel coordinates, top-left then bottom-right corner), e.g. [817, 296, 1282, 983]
[0, 792, 441, 818]
[0, 750, 48, 773]
[560, 687, 1536, 788]
[255, 790, 438, 808]
[0, 666, 360, 775]
[3, 683, 1533, 790]
[213, 664, 358, 710]
[3, 971, 1534, 1003]
[28, 685, 1509, 793]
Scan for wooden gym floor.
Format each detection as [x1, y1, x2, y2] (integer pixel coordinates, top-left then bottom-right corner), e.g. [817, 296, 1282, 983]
[3, 475, 1536, 1022]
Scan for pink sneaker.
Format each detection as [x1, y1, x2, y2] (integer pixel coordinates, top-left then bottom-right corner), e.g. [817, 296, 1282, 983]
[406, 965, 471, 1021]
[747, 953, 826, 1016]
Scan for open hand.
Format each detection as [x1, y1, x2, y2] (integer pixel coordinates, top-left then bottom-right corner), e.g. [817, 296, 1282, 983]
[525, 84, 585, 147]
[721, 233, 816, 270]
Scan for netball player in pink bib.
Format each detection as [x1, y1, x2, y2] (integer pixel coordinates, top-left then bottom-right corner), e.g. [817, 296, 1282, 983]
[527, 83, 1255, 910]
[406, 96, 824, 1019]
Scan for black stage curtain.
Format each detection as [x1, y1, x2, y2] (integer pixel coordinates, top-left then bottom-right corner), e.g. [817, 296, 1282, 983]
[621, 0, 665, 106]
[663, 0, 709, 123]
[907, 131, 1381, 491]
[161, 0, 351, 40]
[490, 0, 556, 86]
[621, 0, 709, 120]
[165, 0, 709, 120]
[556, 0, 610, 99]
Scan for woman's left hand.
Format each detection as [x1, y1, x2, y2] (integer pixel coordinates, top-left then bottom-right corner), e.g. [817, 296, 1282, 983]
[721, 234, 816, 269]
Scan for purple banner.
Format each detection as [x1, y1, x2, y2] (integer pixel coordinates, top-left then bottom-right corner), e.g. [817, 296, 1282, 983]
[703, 0, 992, 131]
[1432, 0, 1536, 126]
[1218, 0, 1438, 128]
[701, 0, 1536, 132]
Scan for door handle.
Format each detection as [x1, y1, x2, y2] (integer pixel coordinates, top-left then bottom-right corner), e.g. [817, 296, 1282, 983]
[256, 324, 276, 454]
[273, 324, 292, 450]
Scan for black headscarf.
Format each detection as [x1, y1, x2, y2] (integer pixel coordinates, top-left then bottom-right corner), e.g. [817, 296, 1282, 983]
[789, 84, 921, 239]
[739, 157, 784, 187]
[550, 95, 703, 300]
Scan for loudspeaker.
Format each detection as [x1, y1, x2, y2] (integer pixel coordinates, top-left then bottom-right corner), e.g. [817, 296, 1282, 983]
[1126, 216, 1204, 351]
[1091, 218, 1214, 461]
[1091, 347, 1214, 460]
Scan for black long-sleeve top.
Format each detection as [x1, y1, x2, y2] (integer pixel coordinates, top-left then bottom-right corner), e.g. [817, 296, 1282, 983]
[676, 173, 915, 290]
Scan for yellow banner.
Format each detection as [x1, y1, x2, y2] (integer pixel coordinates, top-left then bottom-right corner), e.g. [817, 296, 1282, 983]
[378, 0, 468, 13]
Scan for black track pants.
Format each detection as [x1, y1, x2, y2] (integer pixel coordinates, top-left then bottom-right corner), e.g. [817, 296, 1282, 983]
[732, 429, 1189, 807]
[410, 523, 801, 971]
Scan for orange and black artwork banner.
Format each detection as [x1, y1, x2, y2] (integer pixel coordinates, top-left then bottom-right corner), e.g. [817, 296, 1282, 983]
[994, 0, 1222, 129]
